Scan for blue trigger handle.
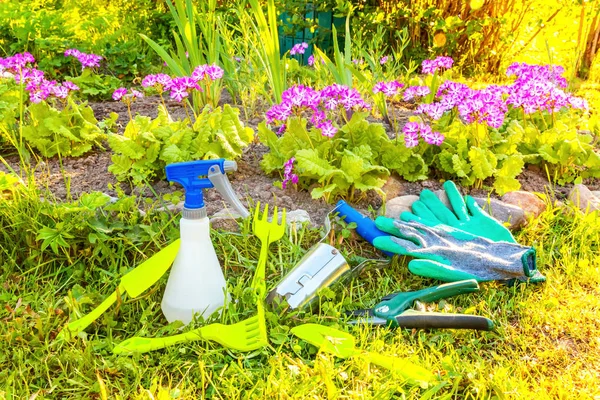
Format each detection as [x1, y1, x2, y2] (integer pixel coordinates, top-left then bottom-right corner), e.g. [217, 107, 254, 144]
[165, 159, 226, 209]
[335, 200, 393, 256]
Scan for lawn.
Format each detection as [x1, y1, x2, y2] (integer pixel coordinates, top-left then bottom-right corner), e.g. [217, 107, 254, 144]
[1, 0, 600, 399]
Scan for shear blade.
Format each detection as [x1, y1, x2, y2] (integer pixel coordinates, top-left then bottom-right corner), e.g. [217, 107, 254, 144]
[347, 315, 389, 326]
[345, 308, 374, 318]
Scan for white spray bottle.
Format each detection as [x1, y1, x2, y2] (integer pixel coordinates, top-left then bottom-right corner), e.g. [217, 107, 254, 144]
[161, 159, 249, 325]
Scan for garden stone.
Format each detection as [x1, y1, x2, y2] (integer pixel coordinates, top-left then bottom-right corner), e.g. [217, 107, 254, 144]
[210, 208, 244, 232]
[279, 209, 312, 229]
[433, 190, 451, 207]
[501, 191, 546, 219]
[433, 190, 526, 229]
[381, 175, 405, 199]
[381, 195, 420, 218]
[568, 184, 600, 213]
[474, 198, 526, 230]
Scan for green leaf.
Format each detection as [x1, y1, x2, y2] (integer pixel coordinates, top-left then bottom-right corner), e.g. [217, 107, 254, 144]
[469, 147, 497, 180]
[311, 183, 338, 200]
[295, 148, 344, 183]
[452, 154, 471, 178]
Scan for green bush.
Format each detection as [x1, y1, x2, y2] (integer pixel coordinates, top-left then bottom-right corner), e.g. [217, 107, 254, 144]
[108, 104, 254, 184]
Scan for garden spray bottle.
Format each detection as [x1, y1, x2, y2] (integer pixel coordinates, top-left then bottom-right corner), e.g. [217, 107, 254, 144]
[162, 159, 249, 325]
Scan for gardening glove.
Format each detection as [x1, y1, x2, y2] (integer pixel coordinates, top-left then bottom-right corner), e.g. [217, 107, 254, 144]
[400, 180, 516, 243]
[372, 217, 540, 283]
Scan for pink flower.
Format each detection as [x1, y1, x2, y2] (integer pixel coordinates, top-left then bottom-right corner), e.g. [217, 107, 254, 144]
[170, 86, 189, 102]
[112, 87, 127, 101]
[282, 157, 298, 189]
[290, 42, 309, 55]
[317, 120, 338, 138]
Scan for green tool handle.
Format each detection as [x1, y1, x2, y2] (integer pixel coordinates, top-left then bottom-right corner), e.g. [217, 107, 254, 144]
[392, 310, 494, 330]
[362, 351, 435, 385]
[251, 234, 270, 298]
[375, 280, 480, 320]
[57, 288, 121, 340]
[113, 324, 218, 354]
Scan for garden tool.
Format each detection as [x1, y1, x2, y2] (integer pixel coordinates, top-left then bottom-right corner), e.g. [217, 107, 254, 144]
[55, 239, 181, 341]
[373, 218, 538, 282]
[347, 279, 494, 330]
[290, 323, 434, 387]
[161, 159, 250, 325]
[112, 203, 286, 355]
[401, 180, 516, 243]
[252, 202, 286, 298]
[267, 204, 388, 310]
[112, 312, 265, 354]
[336, 200, 544, 284]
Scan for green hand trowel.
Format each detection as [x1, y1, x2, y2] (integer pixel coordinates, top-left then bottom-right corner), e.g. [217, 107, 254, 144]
[291, 324, 435, 387]
[56, 239, 181, 341]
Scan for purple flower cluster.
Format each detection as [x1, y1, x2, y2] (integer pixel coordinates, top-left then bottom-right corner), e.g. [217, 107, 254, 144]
[380, 56, 389, 65]
[308, 55, 315, 66]
[506, 62, 567, 88]
[167, 77, 200, 102]
[504, 62, 587, 114]
[403, 86, 431, 101]
[0, 52, 35, 74]
[0, 53, 79, 103]
[265, 84, 370, 138]
[402, 121, 444, 147]
[191, 64, 224, 81]
[139, 64, 223, 103]
[27, 79, 79, 103]
[64, 49, 102, 69]
[282, 157, 298, 188]
[290, 42, 308, 55]
[141, 73, 172, 90]
[408, 60, 589, 139]
[421, 56, 454, 75]
[112, 87, 143, 102]
[373, 81, 404, 97]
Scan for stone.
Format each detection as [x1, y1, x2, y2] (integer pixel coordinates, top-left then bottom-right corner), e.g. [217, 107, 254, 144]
[474, 198, 526, 230]
[279, 209, 312, 229]
[568, 184, 600, 213]
[381, 175, 405, 199]
[433, 189, 451, 207]
[380, 195, 419, 218]
[210, 208, 244, 232]
[501, 191, 546, 219]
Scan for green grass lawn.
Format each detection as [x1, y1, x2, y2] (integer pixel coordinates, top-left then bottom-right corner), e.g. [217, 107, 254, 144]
[1, 195, 599, 399]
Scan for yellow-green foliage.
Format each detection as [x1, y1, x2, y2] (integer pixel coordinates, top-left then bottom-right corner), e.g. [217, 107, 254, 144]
[108, 104, 254, 184]
[21, 97, 105, 157]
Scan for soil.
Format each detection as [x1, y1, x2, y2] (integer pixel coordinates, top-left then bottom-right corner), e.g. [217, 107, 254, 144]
[2, 92, 599, 226]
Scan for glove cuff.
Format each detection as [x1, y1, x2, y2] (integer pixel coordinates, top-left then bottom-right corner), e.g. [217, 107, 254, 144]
[521, 247, 537, 277]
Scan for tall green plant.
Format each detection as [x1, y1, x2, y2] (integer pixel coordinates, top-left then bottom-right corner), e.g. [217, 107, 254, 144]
[246, 0, 286, 104]
[140, 0, 230, 110]
[313, 13, 355, 87]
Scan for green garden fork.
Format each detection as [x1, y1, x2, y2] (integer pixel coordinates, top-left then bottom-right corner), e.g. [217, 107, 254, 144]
[252, 202, 287, 298]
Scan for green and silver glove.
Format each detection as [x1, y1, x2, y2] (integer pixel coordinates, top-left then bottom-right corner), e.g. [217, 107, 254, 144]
[373, 218, 540, 283]
[401, 181, 516, 243]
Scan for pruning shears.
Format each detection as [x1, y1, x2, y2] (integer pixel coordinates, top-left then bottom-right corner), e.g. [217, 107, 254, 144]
[347, 280, 494, 330]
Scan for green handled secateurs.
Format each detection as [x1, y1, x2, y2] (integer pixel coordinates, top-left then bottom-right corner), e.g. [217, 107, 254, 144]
[347, 279, 494, 331]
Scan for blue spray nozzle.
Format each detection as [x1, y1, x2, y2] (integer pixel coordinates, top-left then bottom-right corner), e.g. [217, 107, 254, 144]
[166, 159, 234, 210]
